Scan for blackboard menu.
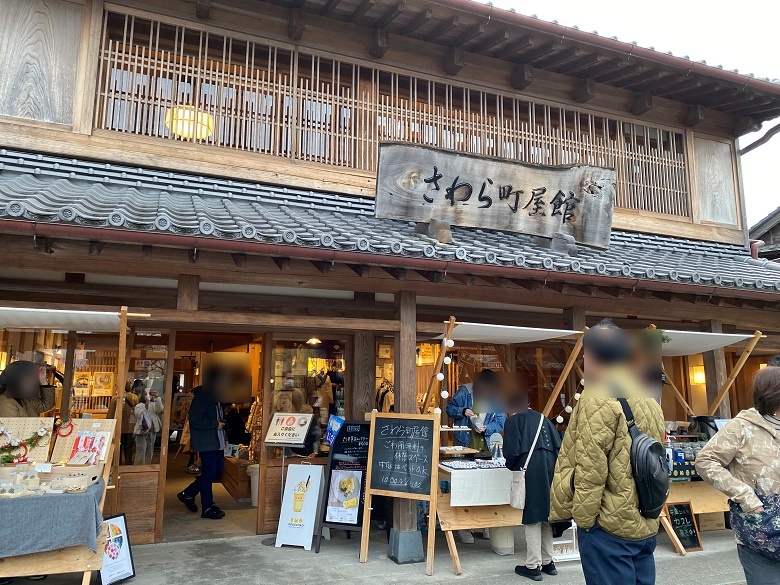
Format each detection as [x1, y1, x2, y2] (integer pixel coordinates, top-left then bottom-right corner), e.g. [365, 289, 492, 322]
[665, 502, 702, 552]
[369, 417, 434, 496]
[322, 421, 370, 527]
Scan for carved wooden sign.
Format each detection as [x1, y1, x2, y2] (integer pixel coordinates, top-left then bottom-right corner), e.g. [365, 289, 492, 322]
[375, 143, 616, 249]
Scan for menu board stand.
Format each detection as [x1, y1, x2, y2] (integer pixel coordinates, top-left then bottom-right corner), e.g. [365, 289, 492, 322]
[314, 421, 370, 553]
[662, 501, 703, 555]
[359, 412, 440, 576]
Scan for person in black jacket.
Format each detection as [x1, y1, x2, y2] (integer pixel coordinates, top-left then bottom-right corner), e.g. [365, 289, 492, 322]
[504, 408, 561, 582]
[177, 366, 228, 520]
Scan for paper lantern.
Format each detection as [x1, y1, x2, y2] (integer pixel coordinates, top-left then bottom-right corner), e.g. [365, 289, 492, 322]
[165, 105, 215, 140]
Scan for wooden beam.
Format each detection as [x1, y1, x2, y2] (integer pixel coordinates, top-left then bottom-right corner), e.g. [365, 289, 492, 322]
[734, 116, 761, 137]
[401, 8, 431, 35]
[555, 52, 600, 75]
[458, 23, 485, 47]
[64, 272, 85, 284]
[383, 267, 407, 280]
[88, 240, 103, 256]
[521, 40, 555, 63]
[370, 28, 388, 58]
[707, 331, 763, 416]
[231, 253, 247, 267]
[511, 64, 533, 90]
[444, 48, 464, 75]
[195, 0, 210, 19]
[141, 245, 153, 258]
[60, 330, 78, 417]
[154, 328, 177, 542]
[620, 69, 664, 90]
[578, 57, 625, 78]
[288, 8, 305, 40]
[272, 257, 291, 271]
[256, 332, 273, 535]
[505, 34, 534, 57]
[631, 92, 654, 116]
[33, 236, 53, 254]
[321, 0, 343, 17]
[349, 264, 371, 277]
[418, 270, 445, 283]
[349, 0, 376, 23]
[312, 260, 334, 274]
[573, 78, 596, 103]
[683, 105, 705, 127]
[596, 63, 642, 84]
[187, 248, 198, 264]
[542, 331, 584, 417]
[375, 1, 405, 28]
[472, 29, 509, 53]
[450, 273, 476, 286]
[536, 47, 581, 69]
[420, 316, 456, 414]
[428, 15, 459, 40]
[176, 274, 200, 311]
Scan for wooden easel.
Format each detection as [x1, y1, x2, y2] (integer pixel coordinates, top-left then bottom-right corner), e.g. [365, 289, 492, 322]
[359, 411, 441, 576]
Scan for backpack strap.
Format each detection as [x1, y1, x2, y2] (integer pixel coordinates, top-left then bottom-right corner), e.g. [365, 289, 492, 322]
[617, 397, 637, 430]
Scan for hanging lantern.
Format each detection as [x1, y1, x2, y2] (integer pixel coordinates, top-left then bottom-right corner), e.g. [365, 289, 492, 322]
[165, 105, 215, 140]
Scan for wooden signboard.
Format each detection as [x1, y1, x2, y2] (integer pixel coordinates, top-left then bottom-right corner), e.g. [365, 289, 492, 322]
[315, 421, 370, 553]
[359, 412, 441, 575]
[375, 142, 616, 249]
[663, 501, 703, 553]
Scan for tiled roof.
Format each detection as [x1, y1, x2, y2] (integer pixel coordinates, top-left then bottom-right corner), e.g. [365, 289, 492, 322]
[1, 148, 780, 294]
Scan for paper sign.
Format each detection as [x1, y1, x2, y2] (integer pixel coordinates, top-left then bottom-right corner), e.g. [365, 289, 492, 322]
[100, 514, 136, 585]
[264, 413, 314, 446]
[35, 463, 52, 473]
[276, 464, 325, 550]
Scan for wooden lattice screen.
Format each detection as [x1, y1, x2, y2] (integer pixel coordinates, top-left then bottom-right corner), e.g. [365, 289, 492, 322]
[94, 10, 690, 218]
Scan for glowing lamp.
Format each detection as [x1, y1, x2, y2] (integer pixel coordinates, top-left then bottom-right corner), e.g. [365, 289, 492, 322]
[165, 106, 215, 140]
[691, 366, 706, 386]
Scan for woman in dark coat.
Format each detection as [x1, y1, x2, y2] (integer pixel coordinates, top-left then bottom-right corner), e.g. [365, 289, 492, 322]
[504, 409, 561, 582]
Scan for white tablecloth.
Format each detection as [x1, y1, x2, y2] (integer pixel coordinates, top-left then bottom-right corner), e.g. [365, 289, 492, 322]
[440, 465, 512, 506]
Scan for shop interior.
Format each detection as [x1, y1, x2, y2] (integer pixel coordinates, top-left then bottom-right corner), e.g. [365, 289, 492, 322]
[0, 321, 774, 544]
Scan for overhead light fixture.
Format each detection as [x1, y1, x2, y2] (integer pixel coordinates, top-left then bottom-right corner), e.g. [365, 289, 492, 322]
[307, 338, 322, 346]
[759, 363, 768, 370]
[690, 366, 706, 386]
[165, 105, 215, 140]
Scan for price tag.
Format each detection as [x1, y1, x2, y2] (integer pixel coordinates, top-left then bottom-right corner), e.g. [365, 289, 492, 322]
[35, 463, 53, 473]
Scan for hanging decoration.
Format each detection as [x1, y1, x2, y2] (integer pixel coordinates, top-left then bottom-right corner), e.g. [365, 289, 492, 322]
[0, 423, 51, 464]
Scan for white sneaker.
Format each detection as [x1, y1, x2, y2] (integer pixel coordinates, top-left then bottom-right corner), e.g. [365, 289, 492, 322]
[458, 530, 475, 544]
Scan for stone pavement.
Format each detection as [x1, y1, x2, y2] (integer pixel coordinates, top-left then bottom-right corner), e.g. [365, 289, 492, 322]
[38, 527, 747, 585]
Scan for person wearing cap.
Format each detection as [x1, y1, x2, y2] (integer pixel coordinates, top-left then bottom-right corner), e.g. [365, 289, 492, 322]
[550, 319, 665, 585]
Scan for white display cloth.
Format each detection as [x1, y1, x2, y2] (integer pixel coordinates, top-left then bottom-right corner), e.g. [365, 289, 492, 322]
[661, 330, 753, 357]
[0, 307, 121, 332]
[443, 322, 579, 345]
[440, 465, 512, 506]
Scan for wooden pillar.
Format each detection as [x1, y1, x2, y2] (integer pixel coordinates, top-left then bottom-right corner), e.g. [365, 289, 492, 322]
[564, 307, 586, 331]
[352, 331, 375, 419]
[176, 275, 200, 310]
[256, 332, 274, 535]
[392, 291, 419, 539]
[60, 331, 78, 417]
[154, 329, 177, 542]
[702, 320, 730, 418]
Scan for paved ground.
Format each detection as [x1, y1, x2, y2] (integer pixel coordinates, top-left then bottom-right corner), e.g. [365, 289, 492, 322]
[33, 527, 747, 585]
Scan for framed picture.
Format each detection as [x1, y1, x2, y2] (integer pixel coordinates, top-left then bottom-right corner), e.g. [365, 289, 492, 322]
[418, 344, 435, 366]
[92, 372, 115, 396]
[73, 373, 91, 397]
[100, 514, 136, 585]
[378, 344, 392, 360]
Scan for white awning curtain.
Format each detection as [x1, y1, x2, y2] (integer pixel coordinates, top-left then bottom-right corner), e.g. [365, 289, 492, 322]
[0, 307, 121, 332]
[661, 330, 753, 357]
[443, 322, 579, 345]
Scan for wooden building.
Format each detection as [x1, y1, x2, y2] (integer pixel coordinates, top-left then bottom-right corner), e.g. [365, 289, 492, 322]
[1, 0, 780, 546]
[750, 206, 780, 260]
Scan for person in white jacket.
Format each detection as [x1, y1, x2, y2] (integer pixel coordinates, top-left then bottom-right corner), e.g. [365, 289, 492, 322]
[133, 391, 164, 465]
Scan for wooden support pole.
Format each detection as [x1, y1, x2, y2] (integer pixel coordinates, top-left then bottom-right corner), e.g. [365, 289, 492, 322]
[702, 320, 729, 417]
[60, 330, 78, 417]
[110, 308, 129, 513]
[256, 332, 274, 535]
[177, 275, 200, 310]
[420, 316, 456, 414]
[542, 331, 584, 417]
[154, 329, 177, 542]
[707, 331, 763, 416]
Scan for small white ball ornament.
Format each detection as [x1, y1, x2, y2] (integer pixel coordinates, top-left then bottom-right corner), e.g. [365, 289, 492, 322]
[445, 338, 455, 348]
[574, 392, 581, 401]
[556, 415, 564, 424]
[440, 390, 449, 399]
[443, 356, 452, 365]
[434, 407, 442, 414]
[565, 405, 573, 413]
[436, 372, 445, 381]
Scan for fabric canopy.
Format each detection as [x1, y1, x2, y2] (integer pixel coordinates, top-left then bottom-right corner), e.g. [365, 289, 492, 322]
[444, 322, 579, 345]
[0, 307, 121, 332]
[661, 330, 753, 357]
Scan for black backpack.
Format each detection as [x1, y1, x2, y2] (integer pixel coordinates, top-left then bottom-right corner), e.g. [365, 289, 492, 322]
[618, 398, 669, 519]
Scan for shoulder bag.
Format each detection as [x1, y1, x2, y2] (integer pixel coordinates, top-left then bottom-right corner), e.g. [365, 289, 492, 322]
[510, 413, 545, 510]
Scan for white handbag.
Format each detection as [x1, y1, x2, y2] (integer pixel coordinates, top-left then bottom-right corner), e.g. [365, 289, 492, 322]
[509, 414, 545, 510]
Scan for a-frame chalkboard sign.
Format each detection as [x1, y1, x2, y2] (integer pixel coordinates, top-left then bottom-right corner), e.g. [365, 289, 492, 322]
[314, 421, 371, 553]
[359, 411, 441, 576]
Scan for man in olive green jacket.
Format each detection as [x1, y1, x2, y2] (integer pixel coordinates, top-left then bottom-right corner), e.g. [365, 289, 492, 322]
[550, 321, 665, 585]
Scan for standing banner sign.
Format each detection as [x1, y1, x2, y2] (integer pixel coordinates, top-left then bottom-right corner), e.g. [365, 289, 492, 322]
[315, 421, 371, 553]
[99, 514, 136, 585]
[276, 464, 325, 550]
[359, 412, 441, 575]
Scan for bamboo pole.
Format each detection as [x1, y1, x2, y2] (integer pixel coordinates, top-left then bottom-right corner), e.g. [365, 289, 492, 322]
[419, 316, 457, 414]
[542, 330, 585, 417]
[661, 363, 695, 416]
[707, 331, 763, 416]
